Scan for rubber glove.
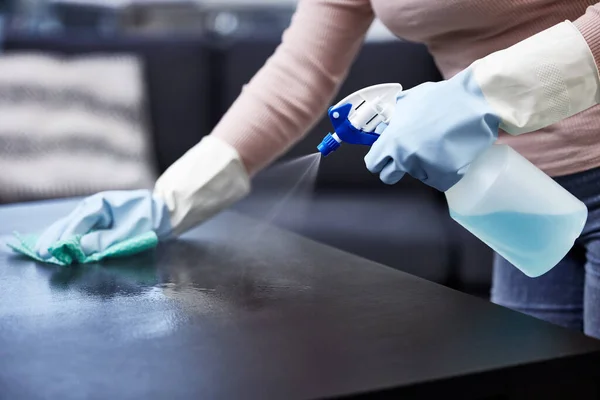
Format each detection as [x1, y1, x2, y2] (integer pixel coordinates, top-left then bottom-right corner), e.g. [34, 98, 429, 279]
[366, 21, 600, 192]
[34, 136, 250, 259]
[365, 69, 499, 191]
[34, 190, 171, 258]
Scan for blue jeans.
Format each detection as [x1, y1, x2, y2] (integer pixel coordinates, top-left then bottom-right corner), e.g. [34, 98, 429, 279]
[491, 166, 600, 339]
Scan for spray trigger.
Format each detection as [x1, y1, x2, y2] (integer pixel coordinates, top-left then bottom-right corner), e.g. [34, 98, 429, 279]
[317, 83, 403, 156]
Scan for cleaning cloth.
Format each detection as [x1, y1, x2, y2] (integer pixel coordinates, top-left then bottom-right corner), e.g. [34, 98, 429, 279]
[8, 231, 158, 266]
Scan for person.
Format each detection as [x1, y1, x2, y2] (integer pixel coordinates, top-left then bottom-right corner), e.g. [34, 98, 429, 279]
[31, 1, 600, 338]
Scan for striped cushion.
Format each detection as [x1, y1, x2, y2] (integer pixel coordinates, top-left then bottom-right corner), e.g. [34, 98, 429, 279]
[0, 53, 157, 203]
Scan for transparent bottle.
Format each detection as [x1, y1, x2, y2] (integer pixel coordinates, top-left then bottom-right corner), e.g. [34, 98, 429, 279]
[446, 144, 588, 277]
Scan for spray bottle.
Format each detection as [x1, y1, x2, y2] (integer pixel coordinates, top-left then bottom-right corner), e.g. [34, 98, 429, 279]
[317, 84, 588, 277]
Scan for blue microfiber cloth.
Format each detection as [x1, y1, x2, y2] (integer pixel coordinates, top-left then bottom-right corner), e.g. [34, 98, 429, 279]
[7, 231, 158, 266]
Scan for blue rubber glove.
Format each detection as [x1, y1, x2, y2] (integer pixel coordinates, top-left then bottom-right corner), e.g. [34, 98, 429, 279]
[364, 69, 500, 192]
[34, 190, 172, 258]
[26, 136, 250, 263]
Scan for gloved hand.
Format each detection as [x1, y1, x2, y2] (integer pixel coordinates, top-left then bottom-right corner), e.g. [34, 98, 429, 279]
[31, 136, 250, 261]
[365, 69, 499, 191]
[366, 21, 600, 192]
[34, 190, 171, 258]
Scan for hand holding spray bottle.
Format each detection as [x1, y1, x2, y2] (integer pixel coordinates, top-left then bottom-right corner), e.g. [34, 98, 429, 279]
[317, 83, 587, 278]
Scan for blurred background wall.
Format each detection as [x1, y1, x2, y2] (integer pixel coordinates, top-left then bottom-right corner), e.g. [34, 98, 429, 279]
[0, 0, 494, 298]
[1, 0, 396, 39]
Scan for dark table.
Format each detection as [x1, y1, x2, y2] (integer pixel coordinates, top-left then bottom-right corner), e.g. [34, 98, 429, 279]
[1, 199, 600, 400]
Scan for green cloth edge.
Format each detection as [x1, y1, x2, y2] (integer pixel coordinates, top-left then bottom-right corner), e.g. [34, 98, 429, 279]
[7, 231, 158, 266]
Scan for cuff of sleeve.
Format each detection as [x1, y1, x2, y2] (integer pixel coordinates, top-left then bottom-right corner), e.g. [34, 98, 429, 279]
[473, 21, 600, 135]
[153, 135, 251, 236]
[574, 9, 600, 71]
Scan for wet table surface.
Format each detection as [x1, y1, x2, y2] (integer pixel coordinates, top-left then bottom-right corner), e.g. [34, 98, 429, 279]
[2, 198, 600, 400]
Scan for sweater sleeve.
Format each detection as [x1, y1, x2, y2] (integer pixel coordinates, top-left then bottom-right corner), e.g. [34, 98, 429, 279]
[210, 0, 374, 175]
[575, 4, 600, 68]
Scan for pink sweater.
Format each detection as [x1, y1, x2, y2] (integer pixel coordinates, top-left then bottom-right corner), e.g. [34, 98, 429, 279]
[212, 0, 600, 178]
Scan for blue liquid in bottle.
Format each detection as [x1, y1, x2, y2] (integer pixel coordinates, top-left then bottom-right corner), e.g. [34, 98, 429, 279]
[450, 210, 587, 277]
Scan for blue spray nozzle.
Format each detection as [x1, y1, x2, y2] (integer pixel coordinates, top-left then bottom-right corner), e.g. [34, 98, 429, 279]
[317, 103, 381, 156]
[317, 83, 402, 157]
[317, 133, 340, 156]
